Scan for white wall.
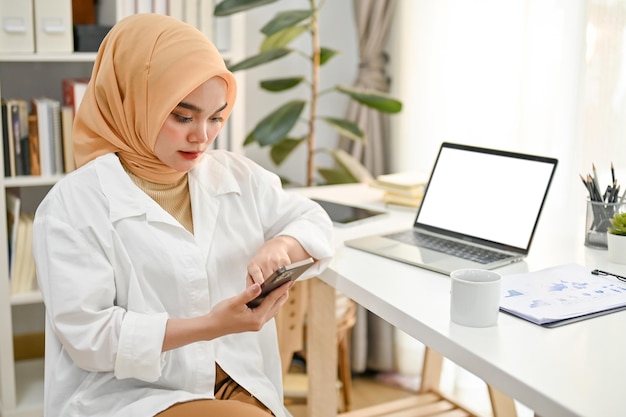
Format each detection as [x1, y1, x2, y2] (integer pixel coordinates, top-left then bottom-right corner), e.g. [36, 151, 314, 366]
[238, 0, 359, 186]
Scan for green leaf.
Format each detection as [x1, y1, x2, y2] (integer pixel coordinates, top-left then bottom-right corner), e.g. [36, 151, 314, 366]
[317, 167, 357, 185]
[315, 148, 372, 185]
[331, 148, 373, 182]
[321, 117, 364, 142]
[336, 85, 403, 113]
[270, 138, 305, 165]
[261, 10, 313, 36]
[228, 48, 291, 72]
[260, 77, 305, 92]
[214, 0, 278, 16]
[261, 25, 308, 52]
[249, 100, 306, 146]
[320, 47, 339, 65]
[243, 131, 256, 146]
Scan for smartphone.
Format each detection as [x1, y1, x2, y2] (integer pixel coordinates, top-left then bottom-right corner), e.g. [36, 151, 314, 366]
[246, 257, 315, 308]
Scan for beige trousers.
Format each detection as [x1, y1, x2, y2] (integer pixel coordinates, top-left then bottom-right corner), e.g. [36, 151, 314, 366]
[156, 365, 274, 417]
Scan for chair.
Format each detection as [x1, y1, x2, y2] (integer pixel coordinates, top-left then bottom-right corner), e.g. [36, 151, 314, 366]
[276, 280, 357, 411]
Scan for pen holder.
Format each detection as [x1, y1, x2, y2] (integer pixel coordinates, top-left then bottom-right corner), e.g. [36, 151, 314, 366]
[585, 199, 626, 249]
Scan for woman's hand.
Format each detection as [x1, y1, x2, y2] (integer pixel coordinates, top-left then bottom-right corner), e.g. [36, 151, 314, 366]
[208, 282, 291, 333]
[162, 236, 311, 352]
[246, 236, 310, 287]
[162, 282, 290, 352]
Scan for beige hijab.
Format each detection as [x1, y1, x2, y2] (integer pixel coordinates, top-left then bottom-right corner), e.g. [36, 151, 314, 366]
[73, 14, 237, 184]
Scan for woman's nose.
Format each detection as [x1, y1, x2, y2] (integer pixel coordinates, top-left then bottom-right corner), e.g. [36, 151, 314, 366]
[189, 124, 209, 143]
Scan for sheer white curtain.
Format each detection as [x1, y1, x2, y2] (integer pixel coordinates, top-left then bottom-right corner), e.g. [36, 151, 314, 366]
[584, 0, 626, 173]
[384, 0, 625, 414]
[388, 0, 586, 182]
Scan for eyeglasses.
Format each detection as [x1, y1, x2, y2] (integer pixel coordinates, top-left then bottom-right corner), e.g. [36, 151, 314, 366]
[591, 269, 626, 283]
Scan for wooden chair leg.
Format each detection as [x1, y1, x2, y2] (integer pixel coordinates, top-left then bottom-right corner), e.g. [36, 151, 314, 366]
[276, 280, 308, 375]
[338, 332, 352, 411]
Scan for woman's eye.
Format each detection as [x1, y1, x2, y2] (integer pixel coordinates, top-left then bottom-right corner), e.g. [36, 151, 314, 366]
[174, 114, 193, 123]
[210, 117, 224, 124]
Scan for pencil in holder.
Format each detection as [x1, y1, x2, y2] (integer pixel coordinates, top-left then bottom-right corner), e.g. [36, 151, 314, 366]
[585, 199, 626, 249]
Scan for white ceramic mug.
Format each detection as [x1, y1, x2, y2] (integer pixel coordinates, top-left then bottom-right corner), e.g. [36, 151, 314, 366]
[450, 269, 502, 327]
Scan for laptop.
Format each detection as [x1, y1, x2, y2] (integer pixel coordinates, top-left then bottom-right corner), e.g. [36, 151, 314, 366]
[345, 142, 558, 275]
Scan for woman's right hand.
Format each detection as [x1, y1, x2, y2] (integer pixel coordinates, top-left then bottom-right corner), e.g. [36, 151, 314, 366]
[209, 281, 292, 334]
[161, 281, 291, 352]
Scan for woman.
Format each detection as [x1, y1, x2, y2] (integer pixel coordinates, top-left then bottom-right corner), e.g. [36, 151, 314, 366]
[33, 13, 334, 417]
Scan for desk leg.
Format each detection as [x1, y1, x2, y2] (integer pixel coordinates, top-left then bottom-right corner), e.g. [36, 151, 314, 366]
[306, 277, 338, 417]
[487, 385, 517, 417]
[420, 347, 517, 417]
[418, 347, 444, 394]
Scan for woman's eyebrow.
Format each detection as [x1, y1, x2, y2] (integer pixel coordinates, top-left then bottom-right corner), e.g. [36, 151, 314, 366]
[176, 102, 228, 114]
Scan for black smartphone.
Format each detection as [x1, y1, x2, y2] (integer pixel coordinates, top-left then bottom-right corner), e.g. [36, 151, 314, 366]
[246, 257, 315, 308]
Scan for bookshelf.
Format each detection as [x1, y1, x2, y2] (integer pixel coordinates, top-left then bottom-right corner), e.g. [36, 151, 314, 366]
[0, 2, 246, 415]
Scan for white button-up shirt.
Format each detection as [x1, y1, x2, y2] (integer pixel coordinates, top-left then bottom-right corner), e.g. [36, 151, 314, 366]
[33, 152, 334, 417]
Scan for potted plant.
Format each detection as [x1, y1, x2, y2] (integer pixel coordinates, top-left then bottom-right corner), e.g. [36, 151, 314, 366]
[607, 212, 626, 264]
[214, 0, 402, 186]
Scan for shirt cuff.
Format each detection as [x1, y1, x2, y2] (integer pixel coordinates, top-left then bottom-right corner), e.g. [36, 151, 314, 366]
[114, 311, 168, 382]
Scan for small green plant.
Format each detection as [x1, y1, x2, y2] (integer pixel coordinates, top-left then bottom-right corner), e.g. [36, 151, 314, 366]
[609, 212, 626, 235]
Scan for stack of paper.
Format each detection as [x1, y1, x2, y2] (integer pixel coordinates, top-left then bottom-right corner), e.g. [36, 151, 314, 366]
[369, 171, 429, 207]
[500, 263, 626, 327]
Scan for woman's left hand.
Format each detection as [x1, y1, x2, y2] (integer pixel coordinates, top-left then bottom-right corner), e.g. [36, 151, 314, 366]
[246, 236, 309, 286]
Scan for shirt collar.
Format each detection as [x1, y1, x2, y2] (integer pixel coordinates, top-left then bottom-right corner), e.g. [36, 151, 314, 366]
[95, 152, 241, 223]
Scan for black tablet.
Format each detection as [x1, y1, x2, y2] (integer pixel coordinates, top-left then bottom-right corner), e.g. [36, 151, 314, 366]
[312, 198, 387, 227]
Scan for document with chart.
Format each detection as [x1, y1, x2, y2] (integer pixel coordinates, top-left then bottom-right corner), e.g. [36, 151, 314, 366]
[500, 263, 626, 327]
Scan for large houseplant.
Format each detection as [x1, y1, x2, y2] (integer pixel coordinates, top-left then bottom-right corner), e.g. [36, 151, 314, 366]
[214, 0, 402, 186]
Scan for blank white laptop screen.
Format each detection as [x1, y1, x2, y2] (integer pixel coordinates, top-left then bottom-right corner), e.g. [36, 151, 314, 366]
[416, 145, 556, 250]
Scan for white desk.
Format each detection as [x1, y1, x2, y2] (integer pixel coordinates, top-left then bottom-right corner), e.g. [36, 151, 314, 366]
[300, 183, 626, 417]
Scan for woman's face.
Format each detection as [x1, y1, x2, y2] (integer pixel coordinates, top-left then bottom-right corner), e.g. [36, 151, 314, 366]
[154, 76, 228, 172]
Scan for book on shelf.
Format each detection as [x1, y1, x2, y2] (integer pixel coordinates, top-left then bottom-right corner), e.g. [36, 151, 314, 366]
[1, 98, 30, 177]
[500, 263, 626, 327]
[10, 212, 36, 295]
[0, 95, 74, 177]
[28, 113, 41, 176]
[6, 192, 21, 280]
[50, 99, 64, 173]
[1, 100, 13, 177]
[10, 99, 31, 176]
[62, 78, 89, 115]
[61, 105, 75, 172]
[32, 97, 64, 176]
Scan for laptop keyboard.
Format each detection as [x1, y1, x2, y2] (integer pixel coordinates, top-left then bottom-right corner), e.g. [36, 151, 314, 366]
[384, 231, 511, 264]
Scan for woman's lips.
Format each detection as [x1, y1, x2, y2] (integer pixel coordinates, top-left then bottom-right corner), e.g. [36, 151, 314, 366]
[179, 150, 201, 160]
